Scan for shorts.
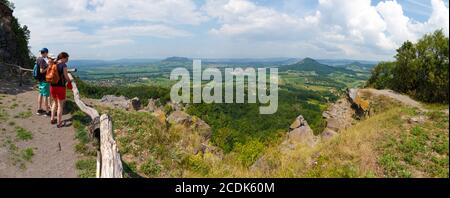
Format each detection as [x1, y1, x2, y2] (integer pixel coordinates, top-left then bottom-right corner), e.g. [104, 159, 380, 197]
[38, 81, 50, 97]
[50, 86, 66, 100]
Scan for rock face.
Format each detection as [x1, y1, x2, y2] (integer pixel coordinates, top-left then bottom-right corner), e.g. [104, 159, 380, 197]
[193, 118, 212, 141]
[0, 3, 14, 63]
[100, 95, 130, 110]
[167, 111, 192, 125]
[286, 116, 316, 147]
[321, 98, 355, 140]
[0, 2, 29, 66]
[167, 101, 183, 112]
[130, 97, 141, 111]
[167, 111, 212, 142]
[146, 98, 160, 112]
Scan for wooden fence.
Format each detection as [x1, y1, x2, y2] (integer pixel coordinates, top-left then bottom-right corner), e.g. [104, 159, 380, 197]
[1, 62, 123, 178]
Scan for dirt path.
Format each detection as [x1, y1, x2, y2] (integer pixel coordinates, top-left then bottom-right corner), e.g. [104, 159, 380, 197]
[0, 80, 78, 178]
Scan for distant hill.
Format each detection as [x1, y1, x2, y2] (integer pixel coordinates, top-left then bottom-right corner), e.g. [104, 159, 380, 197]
[162, 57, 191, 62]
[336, 61, 376, 69]
[69, 59, 160, 68]
[280, 58, 356, 75]
[203, 58, 301, 65]
[317, 59, 379, 66]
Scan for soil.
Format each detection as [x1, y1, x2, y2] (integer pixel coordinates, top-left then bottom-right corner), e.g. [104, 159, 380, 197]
[0, 79, 78, 178]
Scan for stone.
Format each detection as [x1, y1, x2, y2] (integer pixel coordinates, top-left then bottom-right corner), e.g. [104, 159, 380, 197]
[193, 118, 212, 141]
[290, 115, 308, 130]
[146, 98, 159, 112]
[326, 118, 340, 132]
[408, 116, 427, 124]
[167, 101, 183, 111]
[321, 128, 338, 140]
[100, 95, 130, 110]
[167, 111, 192, 125]
[130, 97, 141, 111]
[287, 126, 316, 146]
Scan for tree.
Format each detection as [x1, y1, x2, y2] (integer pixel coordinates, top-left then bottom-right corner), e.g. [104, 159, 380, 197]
[1, 0, 34, 67]
[367, 30, 449, 103]
[367, 62, 395, 89]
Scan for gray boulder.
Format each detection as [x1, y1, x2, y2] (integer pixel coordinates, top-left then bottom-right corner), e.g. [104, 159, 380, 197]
[167, 111, 192, 125]
[100, 95, 130, 110]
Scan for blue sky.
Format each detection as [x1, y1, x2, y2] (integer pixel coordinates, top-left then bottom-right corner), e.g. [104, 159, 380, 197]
[12, 0, 449, 61]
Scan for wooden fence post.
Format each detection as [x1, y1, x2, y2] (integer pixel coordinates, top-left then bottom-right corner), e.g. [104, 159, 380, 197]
[100, 114, 123, 178]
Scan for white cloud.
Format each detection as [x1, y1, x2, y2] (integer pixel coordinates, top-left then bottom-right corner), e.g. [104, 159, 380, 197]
[12, 0, 205, 58]
[205, 0, 449, 60]
[10, 0, 450, 60]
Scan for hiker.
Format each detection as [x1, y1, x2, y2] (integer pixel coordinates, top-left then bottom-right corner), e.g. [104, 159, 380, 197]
[49, 52, 72, 128]
[36, 48, 51, 116]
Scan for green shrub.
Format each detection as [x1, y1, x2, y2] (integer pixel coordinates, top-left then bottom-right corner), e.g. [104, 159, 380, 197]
[140, 157, 161, 177]
[234, 139, 265, 167]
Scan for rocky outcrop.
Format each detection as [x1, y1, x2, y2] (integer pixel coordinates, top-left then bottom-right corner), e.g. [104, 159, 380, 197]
[167, 111, 212, 142]
[146, 98, 160, 112]
[98, 95, 145, 111]
[285, 116, 317, 147]
[100, 95, 131, 110]
[167, 111, 192, 125]
[167, 101, 183, 112]
[129, 97, 141, 111]
[0, 3, 14, 63]
[193, 118, 213, 141]
[321, 98, 355, 140]
[0, 2, 31, 67]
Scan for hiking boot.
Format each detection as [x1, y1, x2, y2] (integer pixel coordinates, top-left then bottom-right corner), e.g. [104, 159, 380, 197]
[36, 109, 44, 115]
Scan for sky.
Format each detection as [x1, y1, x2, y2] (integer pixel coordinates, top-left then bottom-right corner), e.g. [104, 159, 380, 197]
[10, 0, 450, 61]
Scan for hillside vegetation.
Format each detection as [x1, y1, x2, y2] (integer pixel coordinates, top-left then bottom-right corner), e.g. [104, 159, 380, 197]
[84, 93, 448, 178]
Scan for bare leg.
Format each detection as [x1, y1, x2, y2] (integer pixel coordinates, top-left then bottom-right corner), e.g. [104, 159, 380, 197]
[51, 99, 58, 122]
[43, 97, 49, 112]
[37, 94, 43, 111]
[48, 97, 53, 111]
[57, 99, 64, 125]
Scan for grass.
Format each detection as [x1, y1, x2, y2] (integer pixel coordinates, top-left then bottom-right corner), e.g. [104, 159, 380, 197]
[377, 108, 449, 178]
[1, 136, 33, 169]
[76, 159, 97, 178]
[0, 106, 8, 121]
[16, 111, 32, 119]
[21, 148, 35, 162]
[10, 103, 18, 109]
[16, 127, 33, 141]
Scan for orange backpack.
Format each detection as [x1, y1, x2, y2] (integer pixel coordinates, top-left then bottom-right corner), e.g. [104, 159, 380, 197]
[46, 63, 60, 84]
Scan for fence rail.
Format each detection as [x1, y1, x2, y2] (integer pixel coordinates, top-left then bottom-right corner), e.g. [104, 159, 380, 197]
[2, 62, 123, 178]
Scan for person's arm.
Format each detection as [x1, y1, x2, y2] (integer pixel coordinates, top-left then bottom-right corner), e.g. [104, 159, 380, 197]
[39, 59, 47, 74]
[63, 67, 71, 84]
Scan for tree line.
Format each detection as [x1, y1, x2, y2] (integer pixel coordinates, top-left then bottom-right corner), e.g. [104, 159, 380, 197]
[367, 30, 449, 103]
